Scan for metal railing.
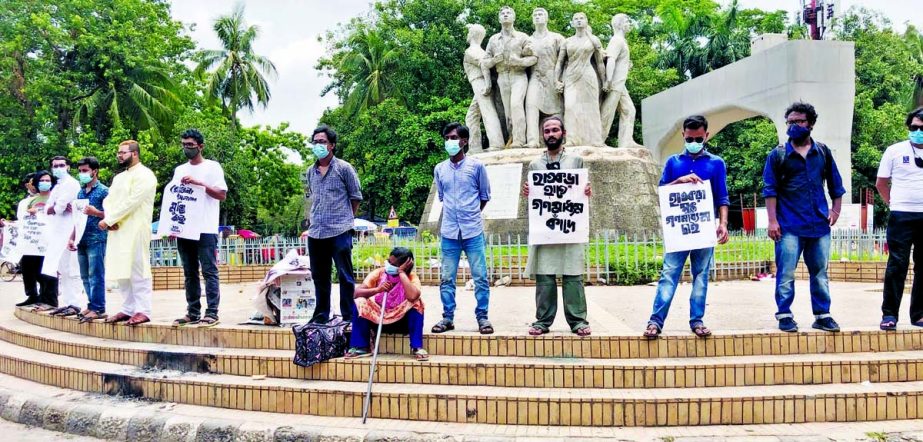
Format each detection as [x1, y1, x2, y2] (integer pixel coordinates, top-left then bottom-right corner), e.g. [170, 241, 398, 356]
[149, 228, 892, 284]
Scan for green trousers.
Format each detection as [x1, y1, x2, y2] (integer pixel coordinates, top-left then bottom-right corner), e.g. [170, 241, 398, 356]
[532, 274, 589, 332]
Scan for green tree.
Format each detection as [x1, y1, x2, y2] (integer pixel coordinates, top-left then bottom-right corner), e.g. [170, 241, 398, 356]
[194, 3, 277, 127]
[332, 27, 402, 116]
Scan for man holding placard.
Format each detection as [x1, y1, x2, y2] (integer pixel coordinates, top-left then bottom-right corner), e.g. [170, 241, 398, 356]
[170, 129, 228, 327]
[45, 156, 85, 317]
[763, 102, 846, 333]
[522, 116, 592, 336]
[646, 115, 729, 339]
[67, 157, 109, 322]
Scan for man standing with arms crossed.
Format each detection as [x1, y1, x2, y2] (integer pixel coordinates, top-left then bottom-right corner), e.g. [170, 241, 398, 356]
[763, 102, 846, 333]
[171, 129, 228, 327]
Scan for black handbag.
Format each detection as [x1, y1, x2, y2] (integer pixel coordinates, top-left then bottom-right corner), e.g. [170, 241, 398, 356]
[292, 316, 349, 367]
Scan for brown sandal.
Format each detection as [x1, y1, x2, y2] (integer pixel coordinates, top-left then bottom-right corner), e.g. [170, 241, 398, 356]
[643, 323, 661, 339]
[575, 326, 592, 337]
[692, 324, 712, 338]
[126, 313, 150, 326]
[528, 327, 547, 336]
[105, 312, 131, 324]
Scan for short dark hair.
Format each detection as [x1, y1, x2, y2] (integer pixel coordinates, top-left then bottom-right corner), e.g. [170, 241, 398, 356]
[784, 101, 818, 125]
[682, 115, 709, 131]
[49, 156, 70, 167]
[312, 125, 338, 145]
[441, 122, 469, 140]
[76, 157, 100, 171]
[390, 247, 414, 272]
[540, 115, 565, 131]
[906, 106, 923, 127]
[180, 128, 204, 144]
[31, 170, 56, 189]
[21, 172, 35, 186]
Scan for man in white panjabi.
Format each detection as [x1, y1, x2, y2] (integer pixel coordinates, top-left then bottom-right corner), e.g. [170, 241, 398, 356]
[102, 140, 158, 326]
[525, 8, 565, 149]
[45, 156, 87, 316]
[463, 24, 504, 152]
[600, 13, 641, 148]
[484, 6, 536, 148]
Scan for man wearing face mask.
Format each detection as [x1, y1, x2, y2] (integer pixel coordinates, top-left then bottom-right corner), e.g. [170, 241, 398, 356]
[875, 107, 923, 330]
[521, 116, 592, 336]
[643, 115, 729, 339]
[305, 125, 363, 324]
[170, 129, 228, 327]
[45, 156, 85, 317]
[431, 122, 493, 334]
[67, 157, 109, 322]
[763, 102, 846, 333]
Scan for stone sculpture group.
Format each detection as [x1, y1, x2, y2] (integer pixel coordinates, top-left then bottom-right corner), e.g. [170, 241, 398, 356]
[465, 7, 640, 152]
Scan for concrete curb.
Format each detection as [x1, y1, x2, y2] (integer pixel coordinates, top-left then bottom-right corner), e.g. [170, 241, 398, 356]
[0, 386, 515, 442]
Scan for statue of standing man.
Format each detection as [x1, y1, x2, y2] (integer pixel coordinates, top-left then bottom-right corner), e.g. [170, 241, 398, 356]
[464, 24, 504, 152]
[524, 8, 565, 149]
[600, 14, 641, 148]
[485, 6, 536, 148]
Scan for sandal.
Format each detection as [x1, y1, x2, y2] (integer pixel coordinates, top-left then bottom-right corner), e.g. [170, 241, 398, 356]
[51, 306, 80, 317]
[79, 311, 107, 323]
[412, 348, 430, 361]
[126, 313, 150, 326]
[911, 320, 923, 328]
[880, 316, 897, 331]
[575, 326, 592, 337]
[104, 312, 131, 324]
[199, 316, 220, 327]
[643, 323, 661, 339]
[692, 324, 712, 338]
[478, 319, 494, 335]
[528, 326, 547, 336]
[345, 347, 371, 359]
[431, 319, 455, 333]
[173, 315, 200, 327]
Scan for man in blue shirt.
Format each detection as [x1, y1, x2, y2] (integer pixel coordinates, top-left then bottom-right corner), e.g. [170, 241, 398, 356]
[430, 122, 494, 334]
[644, 115, 729, 339]
[763, 101, 846, 333]
[67, 157, 108, 322]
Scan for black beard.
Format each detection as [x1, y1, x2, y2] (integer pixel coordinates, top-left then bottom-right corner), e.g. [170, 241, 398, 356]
[544, 137, 563, 149]
[118, 159, 132, 169]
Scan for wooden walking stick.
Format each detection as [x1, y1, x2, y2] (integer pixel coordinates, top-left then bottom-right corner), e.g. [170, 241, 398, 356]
[361, 288, 390, 423]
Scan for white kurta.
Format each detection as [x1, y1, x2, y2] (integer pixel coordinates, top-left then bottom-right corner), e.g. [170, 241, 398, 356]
[103, 163, 157, 281]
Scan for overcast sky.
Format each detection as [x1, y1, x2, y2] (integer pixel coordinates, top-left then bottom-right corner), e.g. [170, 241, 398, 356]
[168, 0, 921, 136]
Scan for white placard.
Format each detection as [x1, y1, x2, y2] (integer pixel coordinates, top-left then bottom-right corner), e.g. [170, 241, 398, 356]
[42, 208, 75, 276]
[428, 162, 524, 223]
[0, 223, 22, 264]
[279, 274, 315, 324]
[19, 211, 48, 257]
[156, 179, 206, 240]
[72, 199, 90, 245]
[659, 181, 717, 253]
[527, 168, 590, 245]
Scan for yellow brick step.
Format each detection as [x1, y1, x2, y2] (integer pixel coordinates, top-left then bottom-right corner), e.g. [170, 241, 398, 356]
[16, 307, 923, 358]
[0, 338, 922, 426]
[3, 318, 923, 389]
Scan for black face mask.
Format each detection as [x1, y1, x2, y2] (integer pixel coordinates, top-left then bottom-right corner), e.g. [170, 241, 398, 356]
[183, 147, 200, 160]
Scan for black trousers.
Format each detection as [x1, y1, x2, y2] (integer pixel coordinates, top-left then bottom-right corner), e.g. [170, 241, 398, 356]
[307, 231, 355, 323]
[20, 255, 58, 306]
[882, 211, 923, 322]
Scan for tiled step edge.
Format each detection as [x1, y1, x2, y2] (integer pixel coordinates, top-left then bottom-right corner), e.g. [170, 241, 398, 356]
[16, 308, 923, 358]
[4, 319, 923, 388]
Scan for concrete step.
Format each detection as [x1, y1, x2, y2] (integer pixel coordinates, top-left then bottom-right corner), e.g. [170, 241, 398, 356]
[1, 338, 923, 426]
[2, 317, 923, 389]
[16, 307, 923, 358]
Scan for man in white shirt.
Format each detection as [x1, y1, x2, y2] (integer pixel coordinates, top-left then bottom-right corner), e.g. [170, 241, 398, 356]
[45, 156, 86, 316]
[875, 107, 923, 330]
[171, 129, 228, 327]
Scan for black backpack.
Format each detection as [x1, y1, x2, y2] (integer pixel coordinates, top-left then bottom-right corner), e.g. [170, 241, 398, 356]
[292, 316, 350, 367]
[769, 142, 832, 185]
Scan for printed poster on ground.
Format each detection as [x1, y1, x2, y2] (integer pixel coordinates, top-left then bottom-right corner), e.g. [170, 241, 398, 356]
[658, 180, 717, 253]
[279, 274, 316, 324]
[527, 168, 590, 245]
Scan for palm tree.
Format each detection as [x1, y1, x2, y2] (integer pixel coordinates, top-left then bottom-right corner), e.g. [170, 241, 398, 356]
[656, 0, 751, 79]
[705, 0, 751, 71]
[73, 64, 182, 141]
[194, 3, 277, 127]
[905, 26, 923, 109]
[336, 27, 401, 116]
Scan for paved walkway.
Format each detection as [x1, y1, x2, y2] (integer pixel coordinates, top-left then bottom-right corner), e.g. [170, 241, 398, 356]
[0, 277, 900, 336]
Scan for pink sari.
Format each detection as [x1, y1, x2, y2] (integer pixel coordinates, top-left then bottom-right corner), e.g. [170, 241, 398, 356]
[355, 271, 425, 325]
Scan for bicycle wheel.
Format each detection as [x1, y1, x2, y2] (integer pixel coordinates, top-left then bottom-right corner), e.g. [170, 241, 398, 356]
[0, 262, 14, 282]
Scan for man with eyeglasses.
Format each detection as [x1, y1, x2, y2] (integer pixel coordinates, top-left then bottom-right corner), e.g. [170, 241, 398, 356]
[643, 115, 729, 339]
[875, 107, 923, 330]
[101, 140, 158, 326]
[763, 101, 846, 333]
[171, 129, 228, 327]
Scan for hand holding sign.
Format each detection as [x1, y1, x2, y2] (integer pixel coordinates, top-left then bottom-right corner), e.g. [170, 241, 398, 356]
[527, 168, 590, 245]
[658, 180, 717, 253]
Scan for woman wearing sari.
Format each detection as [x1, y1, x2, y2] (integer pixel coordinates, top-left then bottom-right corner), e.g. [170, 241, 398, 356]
[345, 247, 428, 361]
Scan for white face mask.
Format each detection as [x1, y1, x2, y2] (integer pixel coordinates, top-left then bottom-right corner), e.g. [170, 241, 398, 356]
[444, 140, 461, 156]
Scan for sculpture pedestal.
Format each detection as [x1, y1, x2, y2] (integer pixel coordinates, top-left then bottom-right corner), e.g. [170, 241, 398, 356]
[419, 147, 662, 237]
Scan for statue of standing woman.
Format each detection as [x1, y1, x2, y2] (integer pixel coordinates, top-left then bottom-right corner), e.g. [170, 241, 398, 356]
[600, 14, 641, 148]
[463, 24, 504, 151]
[555, 13, 606, 147]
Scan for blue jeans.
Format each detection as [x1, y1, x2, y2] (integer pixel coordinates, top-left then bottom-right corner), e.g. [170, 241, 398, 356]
[77, 240, 106, 313]
[440, 234, 490, 321]
[349, 303, 424, 349]
[649, 247, 713, 329]
[177, 234, 221, 319]
[774, 232, 832, 320]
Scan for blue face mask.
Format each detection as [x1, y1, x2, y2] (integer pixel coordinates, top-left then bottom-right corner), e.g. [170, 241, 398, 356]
[909, 130, 923, 145]
[52, 168, 67, 179]
[384, 262, 400, 276]
[444, 139, 461, 156]
[684, 142, 704, 155]
[37, 181, 52, 192]
[312, 143, 330, 160]
[786, 124, 811, 142]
